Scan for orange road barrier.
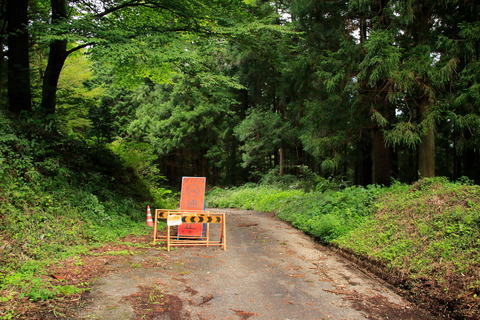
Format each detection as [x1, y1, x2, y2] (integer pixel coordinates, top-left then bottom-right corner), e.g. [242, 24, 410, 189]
[146, 206, 154, 227]
[152, 177, 226, 251]
[153, 209, 226, 251]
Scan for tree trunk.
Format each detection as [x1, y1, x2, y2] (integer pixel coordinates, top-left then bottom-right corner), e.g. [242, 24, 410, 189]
[0, 0, 5, 102]
[418, 104, 435, 178]
[355, 134, 372, 186]
[0, 41, 4, 105]
[372, 128, 393, 186]
[6, 0, 32, 115]
[414, 4, 435, 178]
[461, 132, 479, 183]
[41, 40, 67, 115]
[40, 0, 67, 115]
[278, 147, 284, 176]
[201, 154, 208, 178]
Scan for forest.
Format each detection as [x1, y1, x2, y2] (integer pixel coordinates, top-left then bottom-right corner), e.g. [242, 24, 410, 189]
[1, 1, 480, 318]
[2, 0, 479, 187]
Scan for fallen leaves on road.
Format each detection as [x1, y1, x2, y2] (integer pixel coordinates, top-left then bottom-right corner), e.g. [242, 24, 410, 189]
[230, 308, 257, 319]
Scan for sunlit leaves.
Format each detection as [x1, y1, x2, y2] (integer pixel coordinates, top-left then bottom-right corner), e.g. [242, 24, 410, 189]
[90, 34, 180, 88]
[56, 51, 105, 136]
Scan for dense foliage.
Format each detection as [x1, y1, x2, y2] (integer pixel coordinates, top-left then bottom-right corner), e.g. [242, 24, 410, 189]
[207, 178, 480, 319]
[0, 114, 173, 309]
[2, 0, 479, 186]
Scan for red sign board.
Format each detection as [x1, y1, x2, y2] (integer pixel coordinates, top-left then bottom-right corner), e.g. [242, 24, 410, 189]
[178, 177, 206, 237]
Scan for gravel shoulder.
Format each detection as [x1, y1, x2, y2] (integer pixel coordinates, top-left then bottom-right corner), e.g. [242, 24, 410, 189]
[75, 208, 438, 320]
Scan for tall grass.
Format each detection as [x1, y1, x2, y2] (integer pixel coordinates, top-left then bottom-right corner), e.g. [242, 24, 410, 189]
[207, 183, 381, 242]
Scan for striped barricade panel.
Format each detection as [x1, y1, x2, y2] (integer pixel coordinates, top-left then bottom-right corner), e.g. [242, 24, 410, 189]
[153, 210, 226, 251]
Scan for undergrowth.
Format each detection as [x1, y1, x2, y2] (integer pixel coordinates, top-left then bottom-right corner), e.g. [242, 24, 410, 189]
[334, 178, 480, 319]
[0, 113, 174, 317]
[208, 183, 381, 242]
[207, 177, 480, 319]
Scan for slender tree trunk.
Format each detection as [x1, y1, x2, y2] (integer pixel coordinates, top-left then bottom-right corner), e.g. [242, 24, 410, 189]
[277, 101, 285, 176]
[201, 154, 208, 178]
[355, 134, 372, 186]
[6, 0, 32, 114]
[0, 0, 6, 103]
[418, 103, 435, 178]
[372, 128, 393, 186]
[414, 3, 435, 178]
[41, 40, 67, 115]
[40, 0, 67, 115]
[463, 149, 479, 183]
[279, 147, 284, 176]
[0, 42, 4, 105]
[461, 132, 479, 183]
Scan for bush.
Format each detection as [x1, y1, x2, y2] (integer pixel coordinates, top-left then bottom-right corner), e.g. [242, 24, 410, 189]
[207, 183, 381, 243]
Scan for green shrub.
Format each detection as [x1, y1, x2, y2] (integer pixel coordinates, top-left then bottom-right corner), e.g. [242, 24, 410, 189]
[207, 183, 381, 243]
[277, 185, 381, 242]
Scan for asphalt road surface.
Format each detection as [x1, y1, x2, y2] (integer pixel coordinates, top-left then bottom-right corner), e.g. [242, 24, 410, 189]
[76, 208, 438, 320]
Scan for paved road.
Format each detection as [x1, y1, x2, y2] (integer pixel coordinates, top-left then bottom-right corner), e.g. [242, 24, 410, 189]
[77, 208, 438, 320]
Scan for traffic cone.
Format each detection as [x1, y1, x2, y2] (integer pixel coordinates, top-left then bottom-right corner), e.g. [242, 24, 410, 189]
[146, 206, 154, 227]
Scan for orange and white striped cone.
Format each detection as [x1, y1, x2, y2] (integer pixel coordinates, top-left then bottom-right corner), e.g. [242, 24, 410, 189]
[146, 206, 154, 227]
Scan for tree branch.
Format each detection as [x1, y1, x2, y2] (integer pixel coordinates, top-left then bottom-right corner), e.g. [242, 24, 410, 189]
[92, 0, 194, 20]
[66, 42, 96, 55]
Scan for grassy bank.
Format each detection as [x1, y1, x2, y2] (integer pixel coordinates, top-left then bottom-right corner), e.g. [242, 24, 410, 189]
[0, 114, 173, 318]
[207, 178, 480, 319]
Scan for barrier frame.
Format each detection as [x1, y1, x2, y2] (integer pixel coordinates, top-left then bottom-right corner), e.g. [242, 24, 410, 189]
[153, 209, 227, 251]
